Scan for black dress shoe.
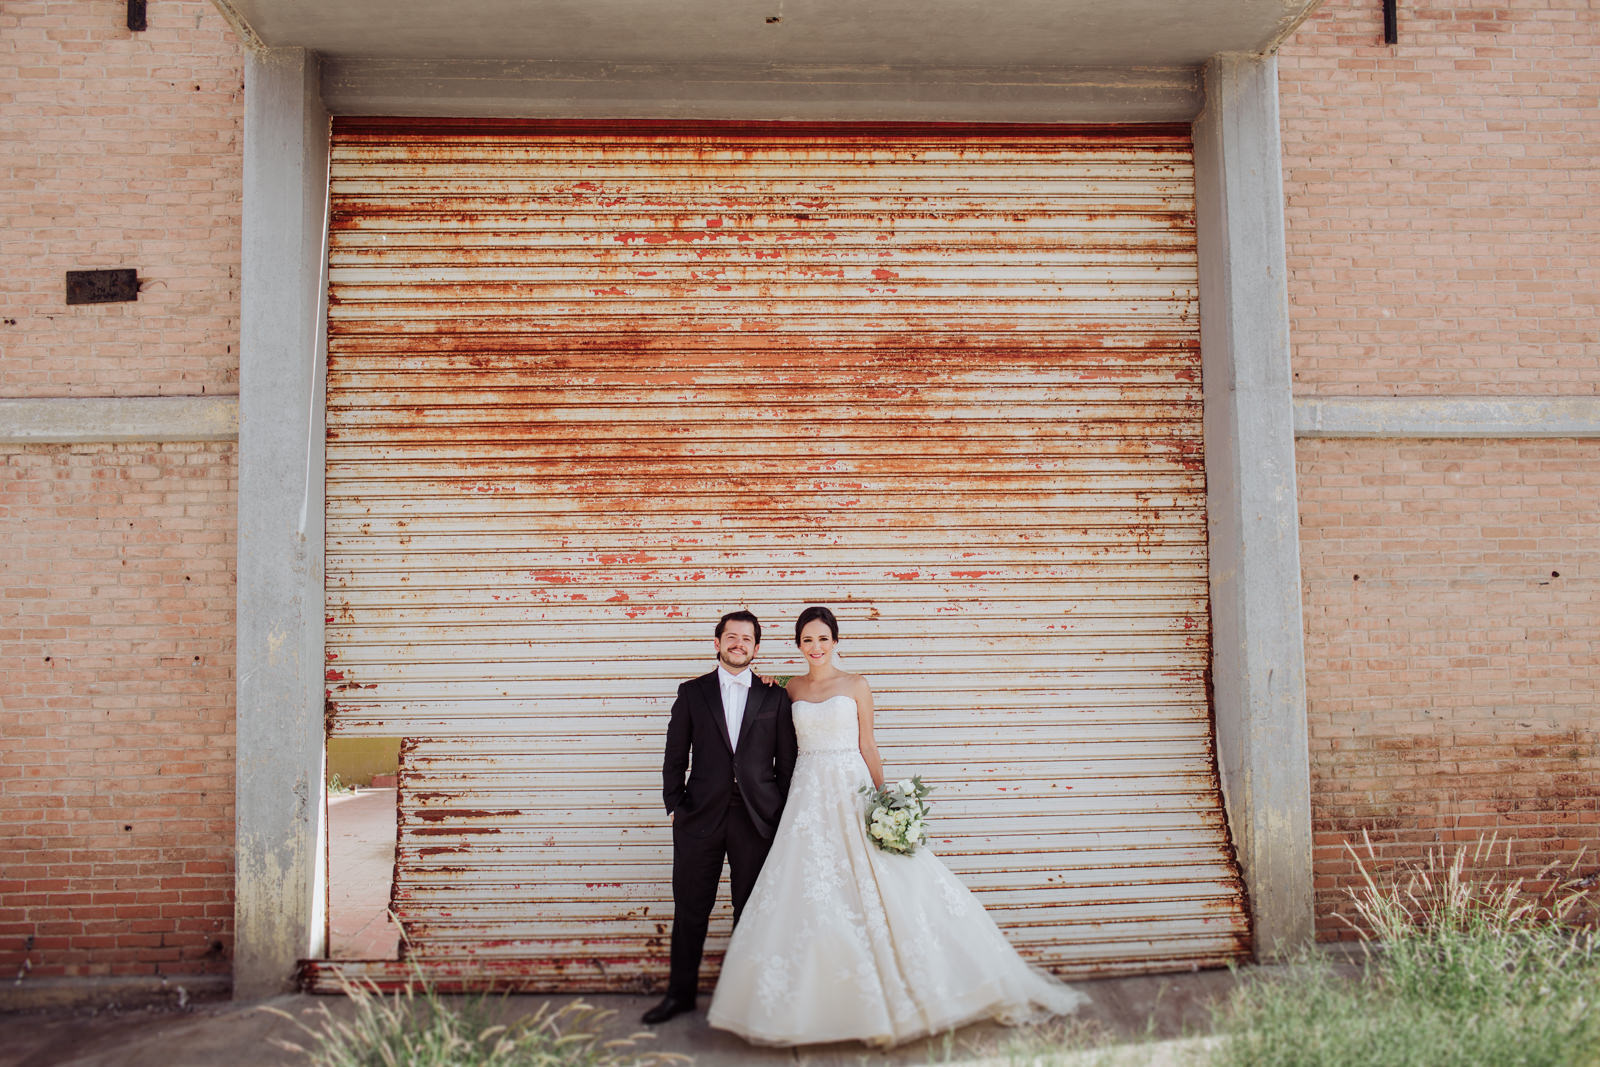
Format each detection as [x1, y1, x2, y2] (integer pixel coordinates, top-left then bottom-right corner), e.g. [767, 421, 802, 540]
[641, 995, 696, 1024]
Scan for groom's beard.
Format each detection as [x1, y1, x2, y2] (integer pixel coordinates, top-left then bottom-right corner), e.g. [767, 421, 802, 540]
[719, 650, 754, 671]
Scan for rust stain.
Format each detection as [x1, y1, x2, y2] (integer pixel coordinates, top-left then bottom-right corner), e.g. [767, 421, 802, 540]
[613, 229, 719, 245]
[1175, 437, 1207, 471]
[414, 808, 523, 822]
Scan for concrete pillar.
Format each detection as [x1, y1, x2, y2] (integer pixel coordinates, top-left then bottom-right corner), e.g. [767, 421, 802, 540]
[235, 46, 329, 999]
[1192, 52, 1315, 958]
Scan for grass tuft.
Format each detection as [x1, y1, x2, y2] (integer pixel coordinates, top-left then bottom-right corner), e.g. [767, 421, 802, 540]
[1213, 834, 1600, 1067]
[263, 969, 687, 1067]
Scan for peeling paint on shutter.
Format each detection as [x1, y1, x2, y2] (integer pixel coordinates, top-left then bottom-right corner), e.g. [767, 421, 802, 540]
[314, 119, 1247, 992]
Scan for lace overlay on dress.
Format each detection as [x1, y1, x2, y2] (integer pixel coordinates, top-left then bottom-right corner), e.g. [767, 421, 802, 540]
[707, 694, 1087, 1047]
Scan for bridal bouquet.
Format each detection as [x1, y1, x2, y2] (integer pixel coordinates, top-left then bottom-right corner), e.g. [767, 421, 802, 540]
[859, 776, 932, 856]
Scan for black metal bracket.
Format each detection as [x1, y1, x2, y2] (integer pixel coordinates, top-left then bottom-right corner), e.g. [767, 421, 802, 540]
[1383, 0, 1398, 44]
[66, 269, 140, 305]
[128, 0, 147, 32]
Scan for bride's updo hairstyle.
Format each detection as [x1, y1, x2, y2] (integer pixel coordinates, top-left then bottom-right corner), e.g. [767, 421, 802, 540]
[794, 604, 839, 645]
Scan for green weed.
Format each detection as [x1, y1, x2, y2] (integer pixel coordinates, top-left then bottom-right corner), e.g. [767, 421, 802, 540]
[1214, 835, 1600, 1067]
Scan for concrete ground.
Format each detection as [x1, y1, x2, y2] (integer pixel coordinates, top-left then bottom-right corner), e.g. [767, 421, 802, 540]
[4, 791, 1272, 1064]
[0, 966, 1245, 1067]
[326, 787, 400, 960]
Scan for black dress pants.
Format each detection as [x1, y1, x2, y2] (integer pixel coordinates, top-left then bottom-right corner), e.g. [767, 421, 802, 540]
[667, 794, 772, 1001]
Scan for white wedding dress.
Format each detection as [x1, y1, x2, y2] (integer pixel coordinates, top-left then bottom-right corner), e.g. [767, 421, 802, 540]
[707, 694, 1088, 1047]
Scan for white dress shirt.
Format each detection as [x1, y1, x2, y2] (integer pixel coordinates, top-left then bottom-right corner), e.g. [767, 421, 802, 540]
[717, 664, 752, 751]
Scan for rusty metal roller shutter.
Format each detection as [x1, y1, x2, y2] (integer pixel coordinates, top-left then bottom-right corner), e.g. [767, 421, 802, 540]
[319, 119, 1247, 991]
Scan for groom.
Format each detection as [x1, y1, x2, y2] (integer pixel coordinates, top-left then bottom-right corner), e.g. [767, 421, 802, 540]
[643, 609, 798, 1025]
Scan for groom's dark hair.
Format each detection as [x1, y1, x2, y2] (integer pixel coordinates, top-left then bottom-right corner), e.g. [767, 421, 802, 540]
[715, 609, 762, 644]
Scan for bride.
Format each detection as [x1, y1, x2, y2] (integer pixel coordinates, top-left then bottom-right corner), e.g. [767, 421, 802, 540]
[707, 605, 1088, 1047]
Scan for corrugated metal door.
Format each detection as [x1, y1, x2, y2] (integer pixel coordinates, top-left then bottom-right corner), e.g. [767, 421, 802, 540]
[318, 119, 1246, 991]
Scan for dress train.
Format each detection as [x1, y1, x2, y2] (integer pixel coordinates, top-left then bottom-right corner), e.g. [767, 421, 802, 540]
[707, 694, 1087, 1046]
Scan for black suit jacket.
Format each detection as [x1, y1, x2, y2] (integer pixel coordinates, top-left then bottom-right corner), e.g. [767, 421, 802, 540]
[663, 670, 798, 839]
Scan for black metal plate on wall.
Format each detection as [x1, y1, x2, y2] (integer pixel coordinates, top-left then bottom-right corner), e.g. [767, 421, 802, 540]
[66, 269, 139, 305]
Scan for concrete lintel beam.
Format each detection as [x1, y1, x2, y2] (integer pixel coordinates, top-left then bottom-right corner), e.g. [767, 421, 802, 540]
[214, 0, 1324, 71]
[322, 59, 1202, 121]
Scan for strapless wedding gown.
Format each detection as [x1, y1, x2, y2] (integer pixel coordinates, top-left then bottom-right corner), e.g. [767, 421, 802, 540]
[707, 694, 1087, 1047]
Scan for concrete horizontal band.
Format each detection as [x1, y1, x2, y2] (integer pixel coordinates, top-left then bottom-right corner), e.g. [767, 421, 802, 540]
[0, 396, 240, 444]
[9, 395, 1591, 444]
[0, 974, 231, 1011]
[322, 58, 1202, 122]
[1294, 396, 1600, 439]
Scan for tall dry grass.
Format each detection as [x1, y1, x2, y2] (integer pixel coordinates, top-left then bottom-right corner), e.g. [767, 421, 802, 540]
[264, 971, 687, 1067]
[1214, 834, 1599, 1067]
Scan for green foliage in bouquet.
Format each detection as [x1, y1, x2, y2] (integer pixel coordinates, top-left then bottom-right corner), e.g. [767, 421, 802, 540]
[859, 776, 933, 856]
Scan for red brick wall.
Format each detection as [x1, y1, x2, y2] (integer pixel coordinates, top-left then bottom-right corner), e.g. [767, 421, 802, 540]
[0, 0, 243, 398]
[1296, 439, 1599, 935]
[0, 444, 238, 978]
[0, 1, 242, 980]
[1278, 0, 1600, 397]
[1280, 0, 1600, 936]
